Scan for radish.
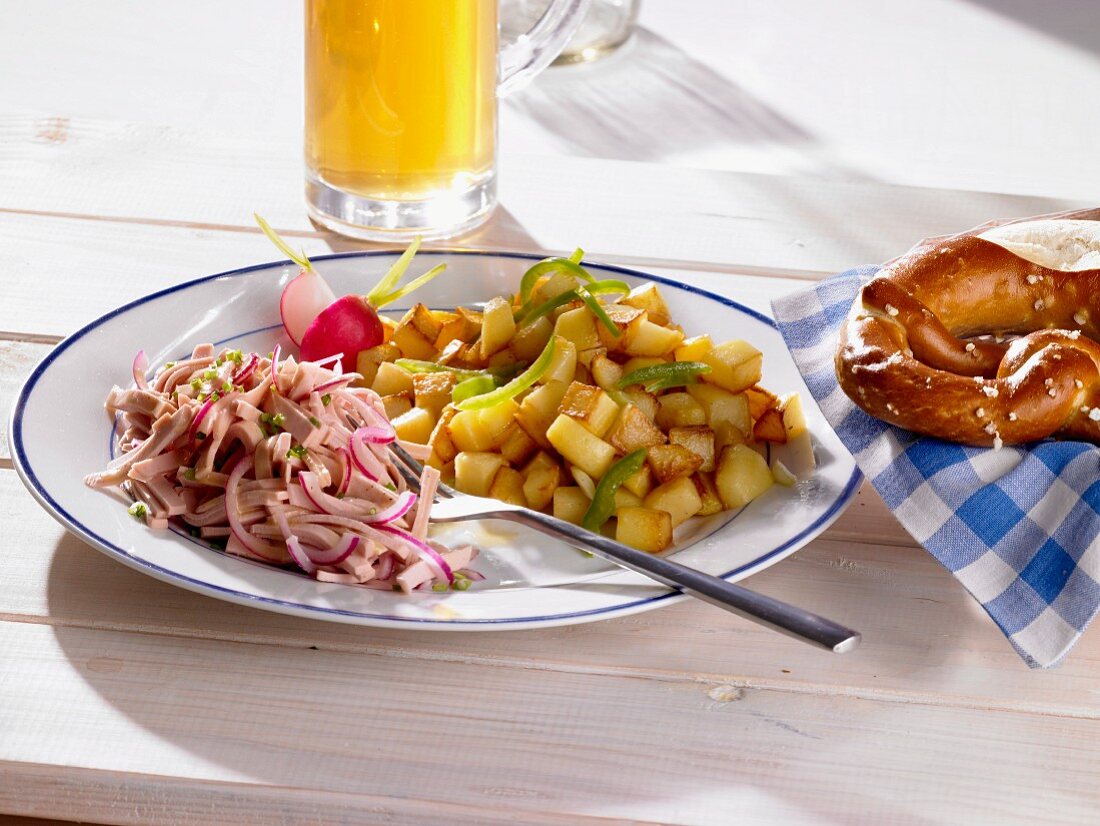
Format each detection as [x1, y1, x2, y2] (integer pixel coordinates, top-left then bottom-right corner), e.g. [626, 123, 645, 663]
[255, 214, 448, 366]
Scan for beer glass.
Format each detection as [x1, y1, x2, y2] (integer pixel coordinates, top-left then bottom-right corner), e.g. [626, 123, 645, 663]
[305, 0, 590, 241]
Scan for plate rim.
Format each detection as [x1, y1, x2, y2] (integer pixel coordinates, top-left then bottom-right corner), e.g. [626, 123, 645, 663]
[10, 249, 862, 630]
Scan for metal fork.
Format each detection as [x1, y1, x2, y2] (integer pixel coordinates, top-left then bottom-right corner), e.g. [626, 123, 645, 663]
[388, 443, 860, 653]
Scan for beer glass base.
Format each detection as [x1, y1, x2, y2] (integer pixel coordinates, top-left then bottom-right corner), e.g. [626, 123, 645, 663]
[305, 174, 497, 242]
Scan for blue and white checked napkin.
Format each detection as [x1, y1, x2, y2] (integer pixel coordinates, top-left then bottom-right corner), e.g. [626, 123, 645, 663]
[773, 267, 1100, 668]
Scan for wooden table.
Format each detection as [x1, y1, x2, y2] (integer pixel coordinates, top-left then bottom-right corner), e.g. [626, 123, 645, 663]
[3, 2, 1100, 823]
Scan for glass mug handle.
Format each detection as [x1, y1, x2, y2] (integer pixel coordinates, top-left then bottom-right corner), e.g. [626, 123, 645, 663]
[498, 0, 592, 97]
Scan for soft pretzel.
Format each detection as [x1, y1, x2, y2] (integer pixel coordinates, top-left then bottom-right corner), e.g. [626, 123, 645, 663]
[836, 208, 1100, 447]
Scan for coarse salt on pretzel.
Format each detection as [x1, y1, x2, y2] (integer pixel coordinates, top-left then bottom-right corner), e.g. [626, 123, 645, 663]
[835, 208, 1100, 448]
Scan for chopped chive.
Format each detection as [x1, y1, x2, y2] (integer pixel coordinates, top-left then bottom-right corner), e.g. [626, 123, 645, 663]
[190, 378, 202, 392]
[286, 444, 308, 459]
[183, 468, 197, 480]
[321, 393, 332, 406]
[431, 582, 449, 593]
[127, 502, 148, 520]
[308, 415, 322, 428]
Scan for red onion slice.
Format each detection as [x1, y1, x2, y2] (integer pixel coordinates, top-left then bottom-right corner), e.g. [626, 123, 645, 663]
[312, 375, 356, 395]
[362, 490, 417, 524]
[313, 353, 344, 372]
[225, 455, 286, 562]
[132, 350, 149, 390]
[349, 431, 386, 481]
[270, 344, 283, 395]
[336, 447, 352, 497]
[377, 524, 453, 585]
[232, 353, 259, 384]
[304, 533, 360, 566]
[187, 397, 215, 442]
[358, 425, 395, 446]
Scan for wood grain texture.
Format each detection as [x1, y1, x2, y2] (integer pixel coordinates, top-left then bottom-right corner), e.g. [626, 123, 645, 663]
[5, 470, 1098, 719]
[0, 115, 1090, 281]
[2, 619, 1098, 826]
[0, 340, 53, 463]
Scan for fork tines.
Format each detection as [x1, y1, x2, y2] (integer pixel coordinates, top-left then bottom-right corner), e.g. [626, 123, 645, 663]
[386, 442, 457, 500]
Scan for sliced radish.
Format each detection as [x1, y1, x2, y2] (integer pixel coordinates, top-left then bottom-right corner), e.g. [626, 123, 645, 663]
[299, 295, 385, 373]
[280, 269, 337, 346]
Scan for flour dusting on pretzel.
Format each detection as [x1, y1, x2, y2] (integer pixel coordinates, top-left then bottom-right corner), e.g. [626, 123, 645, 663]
[835, 208, 1100, 447]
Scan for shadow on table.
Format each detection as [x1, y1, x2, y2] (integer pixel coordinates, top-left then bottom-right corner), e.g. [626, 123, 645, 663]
[962, 0, 1100, 61]
[44, 526, 981, 823]
[505, 27, 866, 179]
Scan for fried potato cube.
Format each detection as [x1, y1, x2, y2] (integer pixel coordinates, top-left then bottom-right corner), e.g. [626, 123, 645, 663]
[392, 407, 435, 445]
[621, 462, 654, 499]
[355, 342, 399, 387]
[714, 420, 747, 453]
[535, 269, 579, 304]
[607, 404, 667, 454]
[590, 353, 624, 391]
[454, 452, 507, 498]
[487, 347, 521, 373]
[715, 444, 774, 509]
[752, 408, 788, 443]
[447, 399, 519, 453]
[646, 444, 704, 484]
[614, 486, 643, 509]
[701, 340, 763, 394]
[381, 392, 413, 420]
[511, 316, 554, 362]
[691, 472, 724, 516]
[778, 392, 808, 439]
[552, 486, 591, 525]
[554, 306, 601, 352]
[379, 315, 399, 344]
[577, 346, 607, 369]
[523, 450, 559, 476]
[523, 463, 563, 511]
[615, 506, 673, 552]
[428, 406, 459, 467]
[489, 466, 528, 507]
[621, 387, 659, 422]
[620, 282, 671, 327]
[559, 381, 620, 437]
[655, 392, 706, 430]
[372, 361, 414, 396]
[643, 476, 703, 528]
[669, 426, 716, 472]
[546, 414, 616, 480]
[409, 303, 444, 342]
[744, 384, 779, 420]
[622, 356, 667, 376]
[596, 305, 646, 351]
[435, 307, 482, 349]
[479, 296, 516, 359]
[542, 336, 577, 385]
[499, 424, 538, 466]
[674, 335, 713, 363]
[515, 380, 570, 449]
[412, 371, 457, 420]
[623, 319, 684, 357]
[686, 383, 752, 436]
[392, 321, 437, 361]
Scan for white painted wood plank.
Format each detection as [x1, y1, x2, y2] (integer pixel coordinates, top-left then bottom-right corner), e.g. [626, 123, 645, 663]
[1, 620, 1097, 825]
[0, 340, 54, 463]
[4, 469, 1097, 718]
[4, 1, 1099, 201]
[0, 212, 802, 338]
[0, 116, 1090, 280]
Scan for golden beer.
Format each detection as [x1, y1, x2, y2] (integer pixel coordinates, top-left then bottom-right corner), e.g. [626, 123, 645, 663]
[306, 0, 497, 203]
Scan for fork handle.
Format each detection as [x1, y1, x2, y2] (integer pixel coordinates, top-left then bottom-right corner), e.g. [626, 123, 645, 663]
[492, 508, 861, 653]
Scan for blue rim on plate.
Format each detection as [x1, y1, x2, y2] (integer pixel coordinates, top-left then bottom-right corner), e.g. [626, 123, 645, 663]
[11, 251, 863, 628]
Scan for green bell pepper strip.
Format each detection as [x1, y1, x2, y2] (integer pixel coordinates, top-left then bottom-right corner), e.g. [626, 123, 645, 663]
[452, 374, 497, 404]
[455, 337, 557, 410]
[516, 279, 629, 336]
[394, 359, 486, 381]
[581, 450, 648, 533]
[518, 248, 586, 307]
[618, 361, 712, 393]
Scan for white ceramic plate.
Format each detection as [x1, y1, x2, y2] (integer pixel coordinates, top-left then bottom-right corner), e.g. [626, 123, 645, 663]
[11, 251, 860, 630]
